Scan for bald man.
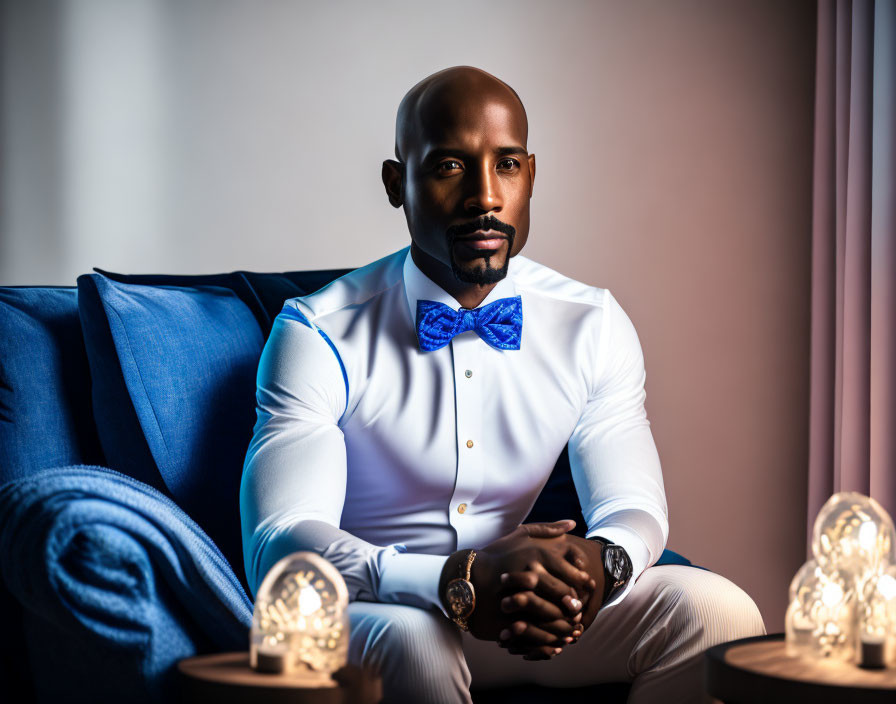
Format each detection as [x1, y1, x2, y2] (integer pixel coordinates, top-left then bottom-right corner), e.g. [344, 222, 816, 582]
[240, 66, 765, 703]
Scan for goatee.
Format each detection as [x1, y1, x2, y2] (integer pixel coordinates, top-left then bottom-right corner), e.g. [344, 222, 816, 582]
[446, 215, 516, 286]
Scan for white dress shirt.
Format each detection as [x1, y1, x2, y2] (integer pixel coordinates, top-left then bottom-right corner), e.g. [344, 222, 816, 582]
[240, 246, 668, 613]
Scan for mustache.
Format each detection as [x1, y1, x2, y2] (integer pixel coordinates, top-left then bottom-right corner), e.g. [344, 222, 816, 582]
[446, 215, 516, 241]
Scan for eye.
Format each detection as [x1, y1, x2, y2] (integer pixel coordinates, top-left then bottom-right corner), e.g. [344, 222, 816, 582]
[437, 160, 463, 174]
[497, 158, 520, 171]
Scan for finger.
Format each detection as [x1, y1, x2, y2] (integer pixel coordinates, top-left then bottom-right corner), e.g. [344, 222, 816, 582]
[520, 520, 576, 539]
[500, 569, 582, 616]
[523, 647, 563, 661]
[499, 570, 539, 593]
[528, 617, 579, 638]
[500, 591, 571, 622]
[564, 541, 590, 572]
[541, 550, 594, 595]
[506, 644, 557, 659]
[499, 622, 570, 656]
[498, 616, 577, 646]
[499, 621, 566, 649]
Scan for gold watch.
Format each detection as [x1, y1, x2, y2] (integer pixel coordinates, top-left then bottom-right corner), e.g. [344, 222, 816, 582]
[444, 549, 476, 631]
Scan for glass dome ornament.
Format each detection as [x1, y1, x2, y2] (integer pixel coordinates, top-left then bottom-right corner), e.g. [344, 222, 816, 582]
[250, 552, 350, 679]
[811, 491, 896, 591]
[785, 558, 856, 661]
[857, 566, 896, 668]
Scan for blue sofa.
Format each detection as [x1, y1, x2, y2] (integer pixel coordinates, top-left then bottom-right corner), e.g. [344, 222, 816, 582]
[0, 267, 691, 703]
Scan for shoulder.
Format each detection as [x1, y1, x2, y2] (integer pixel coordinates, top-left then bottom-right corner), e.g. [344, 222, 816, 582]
[282, 247, 408, 324]
[511, 254, 610, 311]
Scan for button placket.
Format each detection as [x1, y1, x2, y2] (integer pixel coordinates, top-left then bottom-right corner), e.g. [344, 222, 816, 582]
[449, 334, 483, 544]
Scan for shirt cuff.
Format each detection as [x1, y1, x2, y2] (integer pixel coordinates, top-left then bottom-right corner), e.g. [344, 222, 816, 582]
[376, 545, 449, 613]
[586, 524, 652, 608]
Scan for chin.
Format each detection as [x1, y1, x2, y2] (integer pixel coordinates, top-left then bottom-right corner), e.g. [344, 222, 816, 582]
[451, 256, 510, 285]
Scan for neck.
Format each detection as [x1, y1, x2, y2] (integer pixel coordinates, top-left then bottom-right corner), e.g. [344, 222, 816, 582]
[410, 244, 498, 309]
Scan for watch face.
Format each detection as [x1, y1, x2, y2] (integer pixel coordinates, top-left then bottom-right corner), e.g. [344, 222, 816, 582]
[446, 578, 475, 618]
[605, 545, 632, 583]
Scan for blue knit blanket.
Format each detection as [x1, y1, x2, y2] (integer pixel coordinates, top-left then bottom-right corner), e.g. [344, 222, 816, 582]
[0, 465, 252, 702]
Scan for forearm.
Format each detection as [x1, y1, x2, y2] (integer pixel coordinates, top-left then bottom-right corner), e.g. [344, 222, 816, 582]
[247, 517, 448, 608]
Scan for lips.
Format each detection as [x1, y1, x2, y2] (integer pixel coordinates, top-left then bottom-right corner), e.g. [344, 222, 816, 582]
[454, 230, 508, 251]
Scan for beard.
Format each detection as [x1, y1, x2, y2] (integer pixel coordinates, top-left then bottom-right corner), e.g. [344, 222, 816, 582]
[450, 236, 514, 284]
[446, 215, 516, 285]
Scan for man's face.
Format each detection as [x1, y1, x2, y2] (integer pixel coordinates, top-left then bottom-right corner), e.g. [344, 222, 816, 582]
[399, 93, 535, 286]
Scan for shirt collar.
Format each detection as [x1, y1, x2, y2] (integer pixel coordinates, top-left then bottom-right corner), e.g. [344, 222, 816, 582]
[402, 246, 518, 324]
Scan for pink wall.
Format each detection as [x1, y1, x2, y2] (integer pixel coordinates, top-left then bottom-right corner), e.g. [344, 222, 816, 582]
[524, 1, 817, 630]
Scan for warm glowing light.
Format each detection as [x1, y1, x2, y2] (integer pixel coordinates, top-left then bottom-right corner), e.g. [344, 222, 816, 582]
[250, 552, 349, 678]
[877, 573, 896, 601]
[858, 520, 878, 552]
[789, 492, 896, 666]
[298, 584, 323, 616]
[821, 581, 844, 608]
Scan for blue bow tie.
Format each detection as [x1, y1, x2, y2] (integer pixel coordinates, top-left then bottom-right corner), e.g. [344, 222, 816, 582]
[416, 296, 523, 352]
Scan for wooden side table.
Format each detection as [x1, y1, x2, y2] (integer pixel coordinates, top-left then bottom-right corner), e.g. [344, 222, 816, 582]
[705, 633, 896, 703]
[178, 652, 382, 704]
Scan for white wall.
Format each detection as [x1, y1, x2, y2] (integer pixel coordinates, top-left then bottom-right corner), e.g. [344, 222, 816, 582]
[1, 0, 817, 631]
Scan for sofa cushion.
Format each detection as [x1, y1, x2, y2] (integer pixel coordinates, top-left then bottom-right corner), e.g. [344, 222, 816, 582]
[93, 267, 352, 337]
[0, 287, 104, 484]
[77, 274, 265, 579]
[239, 269, 352, 331]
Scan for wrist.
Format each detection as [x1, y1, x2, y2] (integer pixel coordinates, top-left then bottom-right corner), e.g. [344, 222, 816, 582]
[439, 548, 478, 630]
[438, 550, 466, 612]
[587, 535, 633, 606]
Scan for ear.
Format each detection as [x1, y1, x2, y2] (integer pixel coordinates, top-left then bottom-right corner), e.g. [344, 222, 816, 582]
[382, 159, 404, 208]
[527, 153, 536, 198]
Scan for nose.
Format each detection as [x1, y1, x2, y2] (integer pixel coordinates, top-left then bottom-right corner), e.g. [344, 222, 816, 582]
[463, 162, 503, 215]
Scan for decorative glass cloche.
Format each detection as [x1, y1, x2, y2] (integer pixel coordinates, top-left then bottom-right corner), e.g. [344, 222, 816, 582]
[786, 491, 896, 667]
[250, 552, 350, 678]
[785, 558, 856, 661]
[811, 491, 896, 589]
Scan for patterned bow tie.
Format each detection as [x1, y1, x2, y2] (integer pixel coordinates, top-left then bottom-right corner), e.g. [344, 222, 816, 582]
[416, 296, 523, 352]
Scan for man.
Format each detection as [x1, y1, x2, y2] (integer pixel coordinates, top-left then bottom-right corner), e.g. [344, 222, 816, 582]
[240, 66, 765, 703]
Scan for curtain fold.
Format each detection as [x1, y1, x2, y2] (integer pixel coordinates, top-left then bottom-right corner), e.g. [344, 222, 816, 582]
[808, 0, 896, 545]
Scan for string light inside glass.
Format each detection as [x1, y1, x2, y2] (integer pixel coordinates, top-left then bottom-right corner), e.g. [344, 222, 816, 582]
[786, 491, 896, 668]
[250, 552, 350, 679]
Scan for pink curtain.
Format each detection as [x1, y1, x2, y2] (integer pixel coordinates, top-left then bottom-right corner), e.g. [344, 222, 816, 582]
[808, 0, 896, 544]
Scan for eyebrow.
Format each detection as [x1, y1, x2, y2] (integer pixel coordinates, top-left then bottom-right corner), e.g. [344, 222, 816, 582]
[422, 145, 528, 163]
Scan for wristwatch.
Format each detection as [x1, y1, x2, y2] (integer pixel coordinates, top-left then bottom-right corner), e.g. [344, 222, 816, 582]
[587, 536, 633, 606]
[444, 549, 477, 631]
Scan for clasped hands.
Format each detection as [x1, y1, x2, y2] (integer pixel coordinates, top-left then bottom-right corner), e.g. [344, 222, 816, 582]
[443, 520, 606, 660]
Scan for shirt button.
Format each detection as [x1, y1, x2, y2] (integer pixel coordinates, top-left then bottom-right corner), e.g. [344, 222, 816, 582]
[458, 503, 467, 514]
[466, 439, 474, 448]
[465, 369, 473, 378]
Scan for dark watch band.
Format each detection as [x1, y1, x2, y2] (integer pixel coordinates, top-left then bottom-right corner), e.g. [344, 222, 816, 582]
[587, 536, 633, 605]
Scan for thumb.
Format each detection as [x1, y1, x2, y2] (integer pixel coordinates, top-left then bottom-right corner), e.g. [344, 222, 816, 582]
[521, 519, 577, 538]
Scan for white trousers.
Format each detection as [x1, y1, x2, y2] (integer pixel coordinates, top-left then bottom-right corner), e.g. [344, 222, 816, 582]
[347, 565, 766, 704]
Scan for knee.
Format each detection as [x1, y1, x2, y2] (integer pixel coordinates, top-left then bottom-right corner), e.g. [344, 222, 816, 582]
[350, 604, 465, 682]
[664, 568, 766, 649]
[631, 567, 765, 673]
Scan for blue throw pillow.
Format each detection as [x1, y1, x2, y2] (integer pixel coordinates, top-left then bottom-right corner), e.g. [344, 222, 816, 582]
[77, 274, 265, 582]
[0, 287, 104, 484]
[94, 267, 352, 337]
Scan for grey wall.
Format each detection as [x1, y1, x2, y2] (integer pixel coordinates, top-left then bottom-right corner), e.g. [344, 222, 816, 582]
[1, 0, 817, 631]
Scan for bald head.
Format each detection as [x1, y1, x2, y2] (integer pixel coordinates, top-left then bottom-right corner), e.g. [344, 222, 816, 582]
[394, 66, 528, 162]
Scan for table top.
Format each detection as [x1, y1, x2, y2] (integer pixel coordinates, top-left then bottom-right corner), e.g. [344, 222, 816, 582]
[705, 634, 896, 704]
[178, 652, 381, 704]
